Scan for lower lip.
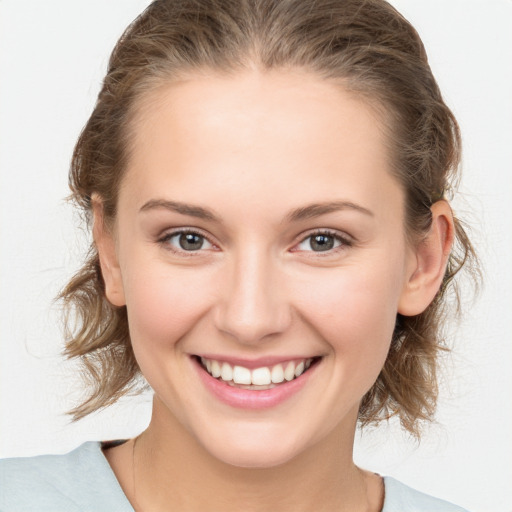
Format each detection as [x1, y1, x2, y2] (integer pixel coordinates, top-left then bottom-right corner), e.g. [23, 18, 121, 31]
[192, 357, 318, 410]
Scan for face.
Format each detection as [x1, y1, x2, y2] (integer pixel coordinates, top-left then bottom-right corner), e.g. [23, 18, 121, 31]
[100, 69, 420, 468]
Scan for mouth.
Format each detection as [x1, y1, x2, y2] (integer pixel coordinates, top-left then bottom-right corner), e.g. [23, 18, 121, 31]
[194, 355, 321, 391]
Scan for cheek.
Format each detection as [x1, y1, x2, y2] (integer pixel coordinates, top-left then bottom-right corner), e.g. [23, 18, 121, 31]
[121, 257, 216, 350]
[295, 262, 403, 375]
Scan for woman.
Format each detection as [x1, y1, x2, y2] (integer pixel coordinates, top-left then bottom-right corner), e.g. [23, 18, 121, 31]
[0, 0, 479, 510]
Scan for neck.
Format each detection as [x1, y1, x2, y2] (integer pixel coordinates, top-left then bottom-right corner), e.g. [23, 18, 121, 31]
[131, 397, 376, 512]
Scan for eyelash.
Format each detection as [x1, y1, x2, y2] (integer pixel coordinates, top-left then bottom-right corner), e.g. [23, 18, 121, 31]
[157, 228, 217, 257]
[293, 229, 353, 256]
[157, 228, 353, 257]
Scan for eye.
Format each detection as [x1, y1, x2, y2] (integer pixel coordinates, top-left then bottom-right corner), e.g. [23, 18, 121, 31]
[159, 230, 214, 253]
[295, 231, 351, 253]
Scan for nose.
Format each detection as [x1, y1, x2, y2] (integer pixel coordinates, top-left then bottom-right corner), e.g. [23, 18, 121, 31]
[214, 247, 292, 345]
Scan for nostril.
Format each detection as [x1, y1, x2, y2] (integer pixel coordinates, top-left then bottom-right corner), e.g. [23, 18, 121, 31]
[212, 271, 292, 344]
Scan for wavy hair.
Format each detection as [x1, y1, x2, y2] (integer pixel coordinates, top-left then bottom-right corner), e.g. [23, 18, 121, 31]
[60, 0, 478, 435]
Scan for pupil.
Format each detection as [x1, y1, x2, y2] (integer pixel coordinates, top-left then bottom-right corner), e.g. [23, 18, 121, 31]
[311, 234, 334, 251]
[179, 233, 203, 250]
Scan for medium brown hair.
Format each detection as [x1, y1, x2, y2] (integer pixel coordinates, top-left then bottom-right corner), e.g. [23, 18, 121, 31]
[61, 0, 478, 435]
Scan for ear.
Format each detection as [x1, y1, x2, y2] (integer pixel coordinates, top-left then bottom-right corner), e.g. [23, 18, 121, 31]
[92, 195, 126, 307]
[398, 200, 454, 316]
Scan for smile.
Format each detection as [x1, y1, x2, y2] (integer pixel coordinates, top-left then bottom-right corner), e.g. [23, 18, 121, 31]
[192, 354, 322, 409]
[199, 357, 315, 389]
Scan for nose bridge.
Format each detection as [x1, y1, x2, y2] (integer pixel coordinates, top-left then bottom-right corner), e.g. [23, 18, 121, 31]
[215, 243, 290, 344]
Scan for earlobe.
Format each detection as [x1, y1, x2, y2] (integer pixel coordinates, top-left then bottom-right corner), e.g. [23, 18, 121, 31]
[92, 195, 126, 307]
[398, 200, 454, 316]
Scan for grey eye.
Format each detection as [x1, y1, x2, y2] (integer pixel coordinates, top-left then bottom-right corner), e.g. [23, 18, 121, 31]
[310, 234, 335, 251]
[166, 232, 213, 252]
[179, 233, 204, 250]
[297, 233, 343, 252]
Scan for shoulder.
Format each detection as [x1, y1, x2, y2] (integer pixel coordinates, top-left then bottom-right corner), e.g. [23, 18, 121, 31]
[382, 476, 470, 512]
[0, 442, 133, 512]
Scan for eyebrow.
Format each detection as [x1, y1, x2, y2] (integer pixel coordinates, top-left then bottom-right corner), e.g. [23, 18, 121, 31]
[140, 199, 219, 221]
[284, 200, 374, 222]
[139, 198, 374, 223]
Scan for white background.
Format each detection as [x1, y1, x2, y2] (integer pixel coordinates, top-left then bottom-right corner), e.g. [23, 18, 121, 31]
[0, 1, 511, 511]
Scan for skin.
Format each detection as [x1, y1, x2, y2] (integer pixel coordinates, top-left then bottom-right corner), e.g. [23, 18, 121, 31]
[96, 68, 454, 511]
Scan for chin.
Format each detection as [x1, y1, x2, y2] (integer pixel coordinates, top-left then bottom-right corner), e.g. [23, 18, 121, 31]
[211, 444, 298, 469]
[199, 427, 306, 469]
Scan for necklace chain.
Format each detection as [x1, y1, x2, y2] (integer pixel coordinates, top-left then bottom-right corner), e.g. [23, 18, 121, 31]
[132, 435, 142, 511]
[129, 434, 377, 511]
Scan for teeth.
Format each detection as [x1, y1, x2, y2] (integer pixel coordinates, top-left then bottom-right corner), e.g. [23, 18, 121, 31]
[271, 364, 284, 383]
[221, 362, 233, 381]
[201, 357, 212, 373]
[252, 367, 271, 386]
[211, 360, 221, 378]
[284, 361, 295, 381]
[200, 357, 315, 386]
[233, 365, 251, 385]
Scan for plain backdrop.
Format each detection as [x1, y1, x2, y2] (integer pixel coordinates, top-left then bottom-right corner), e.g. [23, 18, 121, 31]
[0, 1, 511, 511]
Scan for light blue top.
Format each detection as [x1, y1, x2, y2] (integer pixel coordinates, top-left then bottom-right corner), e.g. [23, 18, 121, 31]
[0, 442, 469, 511]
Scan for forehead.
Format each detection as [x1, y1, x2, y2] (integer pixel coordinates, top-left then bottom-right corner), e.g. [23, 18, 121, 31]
[121, 69, 402, 221]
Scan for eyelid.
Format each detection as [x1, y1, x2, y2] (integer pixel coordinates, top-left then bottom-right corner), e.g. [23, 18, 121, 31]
[156, 227, 353, 256]
[157, 227, 218, 255]
[291, 229, 354, 254]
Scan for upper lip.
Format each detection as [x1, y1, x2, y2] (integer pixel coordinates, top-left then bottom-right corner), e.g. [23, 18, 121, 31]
[193, 354, 321, 369]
